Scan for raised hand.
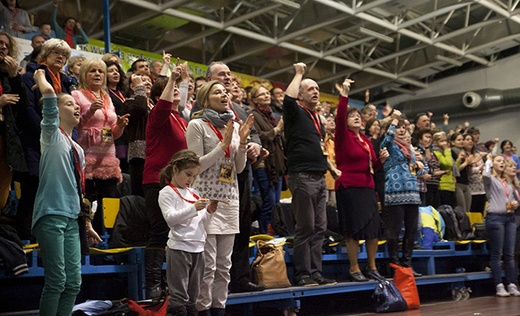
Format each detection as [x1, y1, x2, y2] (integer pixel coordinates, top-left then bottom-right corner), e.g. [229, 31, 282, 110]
[116, 113, 130, 129]
[293, 62, 307, 75]
[32, 69, 53, 94]
[220, 120, 234, 151]
[335, 78, 354, 97]
[239, 114, 254, 143]
[162, 51, 172, 64]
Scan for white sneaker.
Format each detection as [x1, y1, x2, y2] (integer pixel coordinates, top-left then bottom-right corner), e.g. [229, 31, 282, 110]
[496, 283, 510, 297]
[507, 284, 520, 296]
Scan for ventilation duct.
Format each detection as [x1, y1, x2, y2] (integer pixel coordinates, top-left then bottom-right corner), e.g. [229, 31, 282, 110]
[395, 88, 520, 120]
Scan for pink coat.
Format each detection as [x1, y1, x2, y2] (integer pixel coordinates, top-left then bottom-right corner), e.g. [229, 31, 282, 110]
[73, 89, 123, 182]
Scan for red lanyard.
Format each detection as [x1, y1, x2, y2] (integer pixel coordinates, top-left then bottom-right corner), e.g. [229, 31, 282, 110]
[168, 183, 199, 204]
[171, 112, 187, 133]
[501, 178, 510, 199]
[59, 127, 85, 193]
[206, 121, 231, 158]
[109, 88, 125, 104]
[85, 89, 109, 123]
[185, 100, 193, 111]
[11, 8, 18, 19]
[358, 135, 372, 161]
[299, 104, 323, 140]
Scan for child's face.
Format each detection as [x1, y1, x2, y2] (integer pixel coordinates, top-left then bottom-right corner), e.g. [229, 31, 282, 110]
[172, 166, 200, 189]
[58, 95, 80, 128]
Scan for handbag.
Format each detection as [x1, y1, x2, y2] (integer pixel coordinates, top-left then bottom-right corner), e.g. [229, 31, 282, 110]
[389, 263, 420, 309]
[251, 240, 291, 288]
[371, 273, 408, 313]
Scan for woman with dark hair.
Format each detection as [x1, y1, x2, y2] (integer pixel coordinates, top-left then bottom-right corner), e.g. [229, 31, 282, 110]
[0, 0, 37, 38]
[335, 79, 389, 281]
[463, 133, 486, 214]
[0, 30, 28, 218]
[493, 139, 520, 177]
[105, 60, 129, 174]
[51, 1, 89, 48]
[141, 64, 187, 299]
[187, 80, 253, 315]
[380, 110, 424, 277]
[364, 118, 381, 141]
[450, 132, 474, 213]
[123, 71, 154, 196]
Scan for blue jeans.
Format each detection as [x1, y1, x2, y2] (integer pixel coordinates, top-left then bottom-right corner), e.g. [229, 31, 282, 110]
[485, 212, 517, 285]
[254, 169, 282, 234]
[32, 215, 81, 316]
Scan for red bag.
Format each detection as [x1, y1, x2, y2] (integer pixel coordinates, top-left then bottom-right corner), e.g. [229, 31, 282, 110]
[389, 263, 420, 309]
[125, 295, 170, 316]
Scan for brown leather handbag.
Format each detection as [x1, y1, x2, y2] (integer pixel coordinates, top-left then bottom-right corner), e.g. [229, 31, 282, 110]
[251, 240, 291, 288]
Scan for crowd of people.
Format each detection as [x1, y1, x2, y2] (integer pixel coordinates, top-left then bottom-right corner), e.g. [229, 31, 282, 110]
[1, 1, 520, 315]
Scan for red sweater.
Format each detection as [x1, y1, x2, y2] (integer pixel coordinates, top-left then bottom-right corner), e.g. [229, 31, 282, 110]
[142, 99, 187, 185]
[334, 96, 383, 190]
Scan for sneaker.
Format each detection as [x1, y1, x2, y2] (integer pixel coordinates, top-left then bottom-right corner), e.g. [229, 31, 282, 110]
[496, 283, 510, 297]
[312, 273, 337, 286]
[295, 276, 319, 287]
[507, 284, 520, 296]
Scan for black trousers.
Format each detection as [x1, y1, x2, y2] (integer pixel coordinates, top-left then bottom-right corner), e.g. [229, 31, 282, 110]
[229, 165, 253, 288]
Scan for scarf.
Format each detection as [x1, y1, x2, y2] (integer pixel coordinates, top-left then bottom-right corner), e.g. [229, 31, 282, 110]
[393, 136, 412, 161]
[39, 63, 62, 93]
[64, 27, 74, 48]
[257, 106, 277, 127]
[201, 108, 235, 128]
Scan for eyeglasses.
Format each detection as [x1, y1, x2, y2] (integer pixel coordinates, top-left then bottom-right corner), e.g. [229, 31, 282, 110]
[254, 92, 270, 98]
[50, 50, 68, 58]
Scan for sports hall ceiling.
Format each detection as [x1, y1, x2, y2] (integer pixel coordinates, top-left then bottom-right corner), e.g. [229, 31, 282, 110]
[24, 0, 520, 103]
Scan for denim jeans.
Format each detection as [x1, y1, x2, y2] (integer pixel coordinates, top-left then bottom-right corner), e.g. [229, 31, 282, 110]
[33, 215, 81, 316]
[486, 212, 517, 285]
[253, 168, 282, 234]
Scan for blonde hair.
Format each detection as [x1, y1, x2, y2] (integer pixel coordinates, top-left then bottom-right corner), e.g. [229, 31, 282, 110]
[249, 85, 269, 107]
[78, 58, 107, 90]
[505, 158, 520, 187]
[66, 55, 86, 76]
[0, 31, 18, 73]
[433, 131, 447, 145]
[192, 80, 224, 119]
[41, 38, 71, 61]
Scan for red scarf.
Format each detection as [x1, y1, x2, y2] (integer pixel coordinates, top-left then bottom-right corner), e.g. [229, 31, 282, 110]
[393, 137, 412, 161]
[39, 63, 62, 94]
[64, 28, 74, 48]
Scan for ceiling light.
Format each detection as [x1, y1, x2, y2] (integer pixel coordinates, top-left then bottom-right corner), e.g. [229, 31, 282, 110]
[359, 27, 394, 43]
[436, 55, 463, 67]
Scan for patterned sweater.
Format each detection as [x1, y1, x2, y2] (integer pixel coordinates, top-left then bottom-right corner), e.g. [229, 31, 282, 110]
[380, 124, 421, 206]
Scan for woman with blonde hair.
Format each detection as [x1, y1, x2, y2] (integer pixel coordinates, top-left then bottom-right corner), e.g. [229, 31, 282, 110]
[249, 84, 285, 233]
[187, 80, 253, 315]
[72, 58, 129, 234]
[19, 38, 73, 240]
[483, 154, 520, 296]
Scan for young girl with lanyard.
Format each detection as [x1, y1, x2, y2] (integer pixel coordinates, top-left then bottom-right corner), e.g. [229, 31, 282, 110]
[158, 150, 217, 316]
[31, 69, 101, 315]
[485, 154, 520, 297]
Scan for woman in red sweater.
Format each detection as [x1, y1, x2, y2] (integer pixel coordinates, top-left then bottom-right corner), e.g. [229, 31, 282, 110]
[335, 79, 389, 281]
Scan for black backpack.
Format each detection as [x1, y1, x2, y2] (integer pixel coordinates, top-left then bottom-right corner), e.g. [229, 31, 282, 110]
[437, 205, 462, 240]
[453, 206, 474, 239]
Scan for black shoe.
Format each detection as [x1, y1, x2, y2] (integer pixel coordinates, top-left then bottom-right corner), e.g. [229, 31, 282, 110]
[295, 276, 319, 287]
[312, 273, 337, 285]
[231, 282, 266, 293]
[348, 271, 369, 282]
[364, 268, 382, 280]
